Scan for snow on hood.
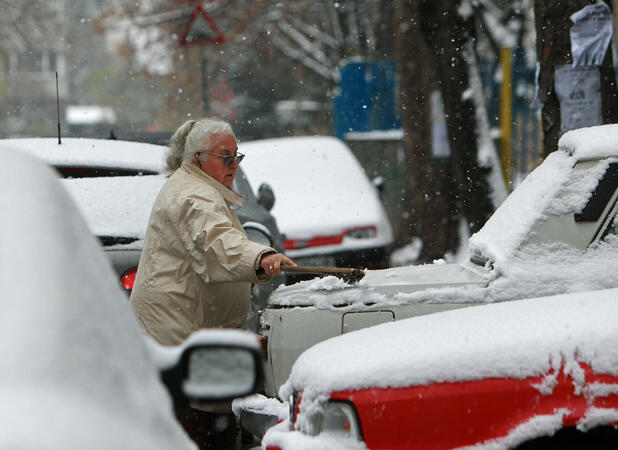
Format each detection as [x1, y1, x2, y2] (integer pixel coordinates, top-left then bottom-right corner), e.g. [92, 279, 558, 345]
[2, 137, 167, 173]
[281, 287, 618, 403]
[0, 148, 193, 449]
[239, 136, 393, 246]
[268, 262, 488, 307]
[270, 232, 618, 311]
[63, 174, 166, 239]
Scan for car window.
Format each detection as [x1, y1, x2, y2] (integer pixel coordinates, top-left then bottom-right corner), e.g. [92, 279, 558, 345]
[56, 166, 159, 178]
[575, 162, 618, 222]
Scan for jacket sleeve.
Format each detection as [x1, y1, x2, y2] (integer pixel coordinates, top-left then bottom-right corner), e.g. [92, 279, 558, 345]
[176, 197, 274, 283]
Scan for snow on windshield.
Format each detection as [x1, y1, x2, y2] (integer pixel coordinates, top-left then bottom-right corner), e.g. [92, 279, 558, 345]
[0, 149, 193, 449]
[281, 287, 618, 412]
[469, 149, 611, 268]
[63, 174, 166, 239]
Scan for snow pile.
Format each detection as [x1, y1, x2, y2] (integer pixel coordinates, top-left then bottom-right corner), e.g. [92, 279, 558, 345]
[0, 149, 193, 449]
[281, 287, 618, 413]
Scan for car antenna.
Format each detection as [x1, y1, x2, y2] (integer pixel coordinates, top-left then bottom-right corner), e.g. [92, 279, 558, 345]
[56, 71, 62, 145]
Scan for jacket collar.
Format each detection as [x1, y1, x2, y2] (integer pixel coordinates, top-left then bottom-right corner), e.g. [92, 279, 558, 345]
[181, 162, 244, 208]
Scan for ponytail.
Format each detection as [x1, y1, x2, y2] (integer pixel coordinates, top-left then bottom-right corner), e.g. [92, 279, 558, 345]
[166, 119, 197, 171]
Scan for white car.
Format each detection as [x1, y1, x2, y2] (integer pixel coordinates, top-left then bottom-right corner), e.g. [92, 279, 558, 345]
[240, 136, 394, 275]
[264, 287, 618, 449]
[240, 124, 618, 437]
[0, 147, 263, 448]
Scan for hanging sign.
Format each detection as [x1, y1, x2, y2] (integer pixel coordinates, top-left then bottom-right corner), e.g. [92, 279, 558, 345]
[570, 2, 613, 67]
[554, 64, 602, 132]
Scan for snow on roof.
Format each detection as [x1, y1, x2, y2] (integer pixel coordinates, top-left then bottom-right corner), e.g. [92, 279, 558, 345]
[63, 174, 166, 239]
[558, 123, 618, 161]
[0, 149, 193, 449]
[1, 138, 167, 173]
[239, 136, 392, 244]
[281, 287, 618, 403]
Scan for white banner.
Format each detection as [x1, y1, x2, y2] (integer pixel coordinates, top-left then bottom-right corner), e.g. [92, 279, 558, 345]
[554, 64, 602, 132]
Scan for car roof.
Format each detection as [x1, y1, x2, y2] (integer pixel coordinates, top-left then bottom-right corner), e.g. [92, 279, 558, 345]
[0, 149, 193, 449]
[282, 287, 618, 401]
[559, 123, 618, 161]
[239, 136, 392, 240]
[1, 137, 167, 174]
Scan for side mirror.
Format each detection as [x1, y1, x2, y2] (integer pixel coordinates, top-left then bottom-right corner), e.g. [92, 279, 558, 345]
[155, 330, 264, 407]
[257, 183, 275, 211]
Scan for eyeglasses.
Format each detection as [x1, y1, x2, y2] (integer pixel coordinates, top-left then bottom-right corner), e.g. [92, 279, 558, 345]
[197, 151, 245, 166]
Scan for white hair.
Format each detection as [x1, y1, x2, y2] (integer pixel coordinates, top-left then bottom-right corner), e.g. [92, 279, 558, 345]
[166, 117, 235, 171]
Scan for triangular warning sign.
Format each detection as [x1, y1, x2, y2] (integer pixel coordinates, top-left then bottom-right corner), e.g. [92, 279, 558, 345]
[179, 3, 224, 46]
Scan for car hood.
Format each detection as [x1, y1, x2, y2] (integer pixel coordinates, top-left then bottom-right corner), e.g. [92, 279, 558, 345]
[281, 287, 618, 401]
[0, 149, 193, 449]
[268, 262, 489, 307]
[62, 174, 167, 241]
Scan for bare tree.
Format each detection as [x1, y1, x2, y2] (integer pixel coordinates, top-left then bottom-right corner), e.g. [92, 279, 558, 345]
[395, 0, 511, 261]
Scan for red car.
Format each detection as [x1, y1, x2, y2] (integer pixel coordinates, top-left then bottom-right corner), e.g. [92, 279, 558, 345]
[263, 287, 618, 449]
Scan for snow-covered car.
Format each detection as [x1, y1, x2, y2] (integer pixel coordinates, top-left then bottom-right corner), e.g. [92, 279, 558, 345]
[248, 123, 618, 425]
[0, 137, 285, 327]
[263, 288, 618, 450]
[239, 136, 394, 277]
[0, 147, 263, 448]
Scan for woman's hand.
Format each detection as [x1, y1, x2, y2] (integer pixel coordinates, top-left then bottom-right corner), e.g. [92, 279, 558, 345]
[260, 252, 296, 277]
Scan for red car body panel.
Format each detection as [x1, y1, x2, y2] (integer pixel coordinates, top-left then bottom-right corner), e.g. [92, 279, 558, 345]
[327, 363, 618, 449]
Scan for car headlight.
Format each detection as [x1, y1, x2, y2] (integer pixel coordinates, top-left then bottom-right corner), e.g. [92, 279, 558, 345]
[307, 400, 363, 441]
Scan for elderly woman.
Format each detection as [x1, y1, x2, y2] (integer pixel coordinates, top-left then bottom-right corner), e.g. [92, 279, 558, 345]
[130, 117, 294, 347]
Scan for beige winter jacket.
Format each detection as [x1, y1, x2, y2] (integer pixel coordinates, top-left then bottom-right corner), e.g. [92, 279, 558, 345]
[130, 162, 274, 346]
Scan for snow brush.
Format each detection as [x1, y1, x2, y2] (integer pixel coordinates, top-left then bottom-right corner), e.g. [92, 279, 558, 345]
[280, 264, 365, 284]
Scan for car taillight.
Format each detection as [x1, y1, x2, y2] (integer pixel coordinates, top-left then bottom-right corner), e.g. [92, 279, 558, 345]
[284, 226, 377, 250]
[121, 268, 137, 292]
[258, 335, 268, 360]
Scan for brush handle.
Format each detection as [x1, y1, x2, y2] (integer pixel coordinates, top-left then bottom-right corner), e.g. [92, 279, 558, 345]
[280, 264, 363, 275]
